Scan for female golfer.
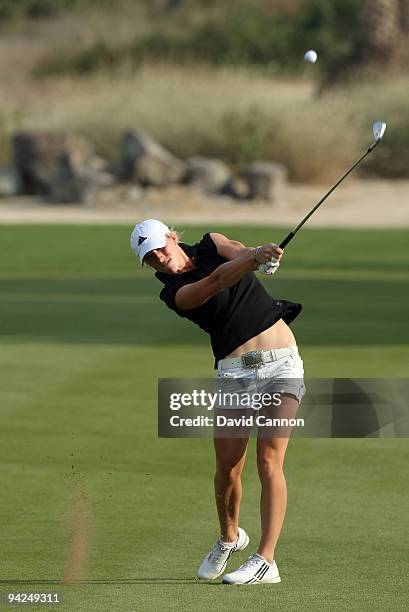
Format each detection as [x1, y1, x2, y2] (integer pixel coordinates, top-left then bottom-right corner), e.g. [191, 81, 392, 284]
[131, 219, 305, 585]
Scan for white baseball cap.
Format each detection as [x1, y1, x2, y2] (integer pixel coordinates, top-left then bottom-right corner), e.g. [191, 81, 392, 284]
[130, 219, 170, 263]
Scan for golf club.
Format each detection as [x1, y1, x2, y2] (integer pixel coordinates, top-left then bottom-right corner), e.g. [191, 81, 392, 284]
[279, 121, 387, 249]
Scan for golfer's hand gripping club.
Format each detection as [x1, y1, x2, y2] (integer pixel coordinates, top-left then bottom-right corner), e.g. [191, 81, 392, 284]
[259, 259, 280, 275]
[254, 244, 283, 276]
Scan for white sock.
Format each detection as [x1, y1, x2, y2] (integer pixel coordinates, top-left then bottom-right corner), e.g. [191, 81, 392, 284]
[220, 534, 238, 548]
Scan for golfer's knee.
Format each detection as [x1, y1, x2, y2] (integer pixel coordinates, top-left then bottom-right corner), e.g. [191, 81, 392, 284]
[256, 449, 284, 481]
[215, 460, 243, 483]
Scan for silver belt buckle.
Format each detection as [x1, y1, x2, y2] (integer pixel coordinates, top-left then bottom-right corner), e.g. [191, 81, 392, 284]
[242, 350, 264, 368]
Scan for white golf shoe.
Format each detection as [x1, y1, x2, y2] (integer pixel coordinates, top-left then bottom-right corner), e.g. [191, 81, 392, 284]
[222, 552, 281, 585]
[197, 527, 249, 581]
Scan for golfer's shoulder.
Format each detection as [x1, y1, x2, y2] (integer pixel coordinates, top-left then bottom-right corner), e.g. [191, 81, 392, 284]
[200, 232, 218, 249]
[196, 232, 225, 259]
[208, 232, 226, 248]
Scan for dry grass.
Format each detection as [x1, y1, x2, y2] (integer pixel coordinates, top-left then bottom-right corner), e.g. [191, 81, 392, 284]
[1, 62, 364, 182]
[0, 21, 407, 182]
[1, 1, 148, 49]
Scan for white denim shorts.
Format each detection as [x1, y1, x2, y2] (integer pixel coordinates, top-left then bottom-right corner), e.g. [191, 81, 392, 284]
[215, 345, 306, 407]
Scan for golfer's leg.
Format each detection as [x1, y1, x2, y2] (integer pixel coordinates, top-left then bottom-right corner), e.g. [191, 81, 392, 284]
[256, 396, 299, 562]
[214, 436, 249, 542]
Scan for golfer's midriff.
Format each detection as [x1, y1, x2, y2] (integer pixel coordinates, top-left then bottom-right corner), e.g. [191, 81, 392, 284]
[224, 318, 296, 358]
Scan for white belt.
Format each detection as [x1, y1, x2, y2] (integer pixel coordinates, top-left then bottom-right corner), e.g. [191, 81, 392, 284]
[218, 346, 297, 371]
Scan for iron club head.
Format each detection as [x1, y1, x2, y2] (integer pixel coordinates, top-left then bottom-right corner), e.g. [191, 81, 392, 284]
[373, 121, 387, 141]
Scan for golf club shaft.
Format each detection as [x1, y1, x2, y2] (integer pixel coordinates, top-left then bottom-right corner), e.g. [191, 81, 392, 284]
[279, 140, 380, 249]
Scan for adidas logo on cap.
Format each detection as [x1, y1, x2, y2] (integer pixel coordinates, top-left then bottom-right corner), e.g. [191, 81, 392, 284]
[130, 219, 170, 263]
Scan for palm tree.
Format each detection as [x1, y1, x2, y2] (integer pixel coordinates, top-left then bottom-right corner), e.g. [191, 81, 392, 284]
[324, 0, 409, 85]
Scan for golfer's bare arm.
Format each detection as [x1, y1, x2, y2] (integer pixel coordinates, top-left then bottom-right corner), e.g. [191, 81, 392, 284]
[175, 233, 281, 311]
[175, 249, 256, 310]
[209, 232, 282, 263]
[209, 232, 252, 260]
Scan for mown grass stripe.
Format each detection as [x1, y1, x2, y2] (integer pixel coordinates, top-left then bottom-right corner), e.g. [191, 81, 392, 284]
[0, 293, 157, 304]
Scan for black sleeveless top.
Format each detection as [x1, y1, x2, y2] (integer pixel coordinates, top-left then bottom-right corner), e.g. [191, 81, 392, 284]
[155, 233, 302, 368]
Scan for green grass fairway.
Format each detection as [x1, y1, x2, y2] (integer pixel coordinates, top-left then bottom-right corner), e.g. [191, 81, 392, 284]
[0, 225, 408, 611]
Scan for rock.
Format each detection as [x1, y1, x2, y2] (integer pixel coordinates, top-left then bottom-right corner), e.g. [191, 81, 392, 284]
[184, 157, 232, 193]
[13, 132, 92, 199]
[80, 156, 116, 188]
[48, 155, 87, 203]
[120, 130, 185, 187]
[12, 132, 117, 204]
[0, 167, 20, 197]
[225, 175, 251, 200]
[240, 162, 287, 202]
[86, 155, 112, 175]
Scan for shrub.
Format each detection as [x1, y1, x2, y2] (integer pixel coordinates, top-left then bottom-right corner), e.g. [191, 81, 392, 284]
[0, 0, 120, 23]
[33, 0, 363, 77]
